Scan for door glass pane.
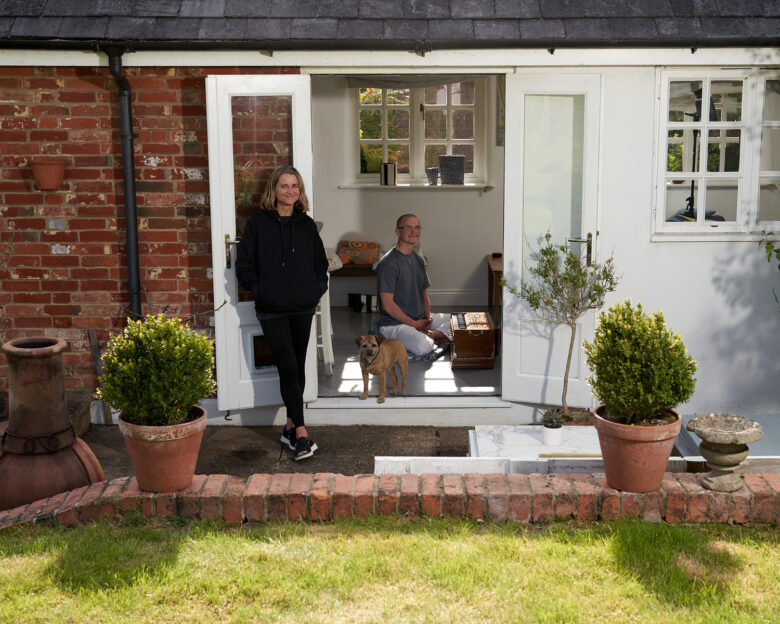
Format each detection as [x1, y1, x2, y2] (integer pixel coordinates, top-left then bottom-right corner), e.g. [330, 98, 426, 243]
[711, 80, 742, 122]
[359, 87, 382, 105]
[669, 81, 702, 122]
[765, 80, 780, 121]
[387, 144, 409, 173]
[760, 128, 780, 171]
[705, 180, 738, 222]
[232, 95, 292, 300]
[386, 88, 410, 106]
[522, 95, 584, 273]
[666, 180, 698, 221]
[707, 129, 740, 172]
[758, 178, 780, 221]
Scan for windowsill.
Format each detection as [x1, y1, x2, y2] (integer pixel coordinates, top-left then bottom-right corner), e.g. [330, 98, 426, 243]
[651, 230, 771, 242]
[338, 182, 493, 192]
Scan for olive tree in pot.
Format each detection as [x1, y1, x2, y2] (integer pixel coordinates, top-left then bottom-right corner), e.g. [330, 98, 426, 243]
[502, 232, 618, 420]
[97, 314, 217, 492]
[584, 301, 697, 492]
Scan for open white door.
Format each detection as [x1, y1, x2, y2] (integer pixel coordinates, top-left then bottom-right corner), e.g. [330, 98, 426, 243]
[207, 74, 316, 411]
[502, 73, 601, 407]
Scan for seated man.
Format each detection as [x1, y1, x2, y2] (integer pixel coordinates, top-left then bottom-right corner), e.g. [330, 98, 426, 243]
[375, 213, 451, 356]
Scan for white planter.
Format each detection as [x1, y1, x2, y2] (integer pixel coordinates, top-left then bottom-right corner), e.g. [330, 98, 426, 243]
[542, 426, 563, 446]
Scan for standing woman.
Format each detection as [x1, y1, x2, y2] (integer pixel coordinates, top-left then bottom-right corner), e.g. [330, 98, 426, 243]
[235, 165, 328, 460]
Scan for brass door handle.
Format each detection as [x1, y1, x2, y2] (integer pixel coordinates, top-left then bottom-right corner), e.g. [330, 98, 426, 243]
[225, 235, 240, 269]
[567, 232, 593, 266]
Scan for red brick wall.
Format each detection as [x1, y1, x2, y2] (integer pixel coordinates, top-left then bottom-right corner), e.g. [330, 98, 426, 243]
[0, 65, 298, 393]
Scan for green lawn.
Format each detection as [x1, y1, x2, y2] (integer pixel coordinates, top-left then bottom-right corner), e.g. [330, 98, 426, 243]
[0, 515, 777, 623]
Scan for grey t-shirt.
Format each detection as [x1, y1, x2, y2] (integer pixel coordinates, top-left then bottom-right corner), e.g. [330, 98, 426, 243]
[376, 248, 430, 327]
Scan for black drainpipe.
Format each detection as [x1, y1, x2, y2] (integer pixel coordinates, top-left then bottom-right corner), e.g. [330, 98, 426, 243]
[105, 47, 142, 320]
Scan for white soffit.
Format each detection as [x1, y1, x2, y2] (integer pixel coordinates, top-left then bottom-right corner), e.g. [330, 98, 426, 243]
[1, 48, 780, 68]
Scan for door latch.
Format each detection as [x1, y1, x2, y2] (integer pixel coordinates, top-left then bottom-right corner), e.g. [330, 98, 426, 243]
[225, 234, 240, 269]
[567, 232, 593, 266]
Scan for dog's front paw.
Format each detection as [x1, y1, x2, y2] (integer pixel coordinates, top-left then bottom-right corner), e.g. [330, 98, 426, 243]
[359, 393, 367, 400]
[377, 396, 385, 404]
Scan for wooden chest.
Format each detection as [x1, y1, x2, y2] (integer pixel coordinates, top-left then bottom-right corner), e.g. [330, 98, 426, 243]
[450, 312, 496, 369]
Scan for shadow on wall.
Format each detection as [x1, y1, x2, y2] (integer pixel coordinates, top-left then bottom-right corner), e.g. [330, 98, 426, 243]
[710, 244, 780, 411]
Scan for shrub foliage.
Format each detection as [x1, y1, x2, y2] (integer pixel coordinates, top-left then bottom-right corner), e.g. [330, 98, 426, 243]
[97, 314, 217, 426]
[584, 300, 696, 424]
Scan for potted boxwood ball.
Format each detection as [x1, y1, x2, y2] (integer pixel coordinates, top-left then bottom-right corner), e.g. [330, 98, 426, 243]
[97, 314, 217, 492]
[584, 300, 696, 492]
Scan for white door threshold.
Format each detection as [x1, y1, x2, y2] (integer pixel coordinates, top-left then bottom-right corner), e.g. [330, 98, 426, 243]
[308, 396, 511, 409]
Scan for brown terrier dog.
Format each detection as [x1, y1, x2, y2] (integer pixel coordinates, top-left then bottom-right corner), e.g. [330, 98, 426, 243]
[355, 334, 408, 403]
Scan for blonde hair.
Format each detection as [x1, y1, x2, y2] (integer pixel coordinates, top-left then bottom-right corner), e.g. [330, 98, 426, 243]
[259, 165, 309, 212]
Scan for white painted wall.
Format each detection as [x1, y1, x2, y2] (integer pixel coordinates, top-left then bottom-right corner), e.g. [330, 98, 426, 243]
[597, 67, 780, 415]
[310, 76, 505, 308]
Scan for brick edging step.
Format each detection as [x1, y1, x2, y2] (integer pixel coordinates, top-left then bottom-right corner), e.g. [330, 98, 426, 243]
[1, 472, 778, 530]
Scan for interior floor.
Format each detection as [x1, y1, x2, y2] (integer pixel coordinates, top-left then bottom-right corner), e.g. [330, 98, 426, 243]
[317, 306, 501, 398]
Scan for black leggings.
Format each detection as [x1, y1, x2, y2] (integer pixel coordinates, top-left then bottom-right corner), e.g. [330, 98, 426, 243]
[259, 313, 314, 429]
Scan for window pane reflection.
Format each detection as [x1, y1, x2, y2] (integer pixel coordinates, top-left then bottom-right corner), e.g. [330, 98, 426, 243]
[705, 180, 737, 221]
[758, 179, 780, 221]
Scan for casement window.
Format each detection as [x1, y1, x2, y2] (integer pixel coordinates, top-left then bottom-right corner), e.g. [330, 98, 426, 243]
[356, 78, 484, 183]
[655, 69, 780, 236]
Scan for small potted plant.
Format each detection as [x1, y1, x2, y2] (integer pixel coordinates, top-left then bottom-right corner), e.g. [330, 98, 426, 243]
[540, 408, 564, 446]
[97, 314, 217, 492]
[584, 300, 697, 492]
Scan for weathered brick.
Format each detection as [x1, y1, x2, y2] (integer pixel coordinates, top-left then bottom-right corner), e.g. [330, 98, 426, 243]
[378, 474, 399, 516]
[34, 491, 69, 525]
[176, 474, 207, 519]
[591, 475, 620, 520]
[19, 496, 50, 525]
[729, 486, 752, 524]
[154, 491, 177, 517]
[742, 474, 774, 523]
[398, 474, 419, 518]
[677, 474, 708, 522]
[485, 473, 509, 522]
[1, 503, 30, 529]
[762, 473, 780, 523]
[464, 473, 487, 520]
[74, 481, 108, 524]
[223, 477, 247, 524]
[528, 473, 554, 522]
[708, 491, 730, 523]
[96, 477, 131, 519]
[549, 474, 576, 520]
[309, 473, 333, 521]
[332, 474, 354, 519]
[266, 473, 292, 522]
[568, 474, 598, 521]
[288, 473, 312, 521]
[200, 474, 229, 521]
[506, 473, 531, 523]
[661, 475, 687, 523]
[420, 474, 442, 517]
[620, 491, 644, 518]
[245, 474, 271, 522]
[643, 490, 664, 522]
[353, 474, 376, 517]
[442, 474, 464, 518]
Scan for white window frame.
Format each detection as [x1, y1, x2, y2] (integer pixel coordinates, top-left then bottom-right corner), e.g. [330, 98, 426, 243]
[653, 68, 780, 239]
[355, 79, 486, 184]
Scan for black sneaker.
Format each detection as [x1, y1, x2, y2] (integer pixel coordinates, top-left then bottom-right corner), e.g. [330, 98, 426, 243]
[280, 426, 296, 451]
[294, 436, 318, 461]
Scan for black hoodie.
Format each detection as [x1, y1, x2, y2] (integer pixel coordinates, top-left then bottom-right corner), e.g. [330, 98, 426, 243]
[235, 209, 329, 316]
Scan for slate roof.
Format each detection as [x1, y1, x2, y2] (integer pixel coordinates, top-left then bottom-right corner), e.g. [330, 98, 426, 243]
[0, 1, 777, 52]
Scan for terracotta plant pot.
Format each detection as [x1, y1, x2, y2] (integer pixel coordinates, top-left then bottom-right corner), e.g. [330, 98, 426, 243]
[30, 157, 68, 190]
[118, 405, 206, 492]
[593, 405, 681, 492]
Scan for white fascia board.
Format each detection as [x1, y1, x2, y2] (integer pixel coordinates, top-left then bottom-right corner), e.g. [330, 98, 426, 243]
[1, 47, 779, 69]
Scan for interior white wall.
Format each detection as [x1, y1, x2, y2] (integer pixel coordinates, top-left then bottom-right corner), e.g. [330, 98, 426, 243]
[598, 67, 780, 415]
[310, 75, 505, 308]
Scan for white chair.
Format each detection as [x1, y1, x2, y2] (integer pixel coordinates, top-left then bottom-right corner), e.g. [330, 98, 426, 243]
[316, 283, 334, 376]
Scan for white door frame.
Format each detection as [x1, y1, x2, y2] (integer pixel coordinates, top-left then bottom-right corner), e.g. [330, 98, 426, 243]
[207, 74, 316, 412]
